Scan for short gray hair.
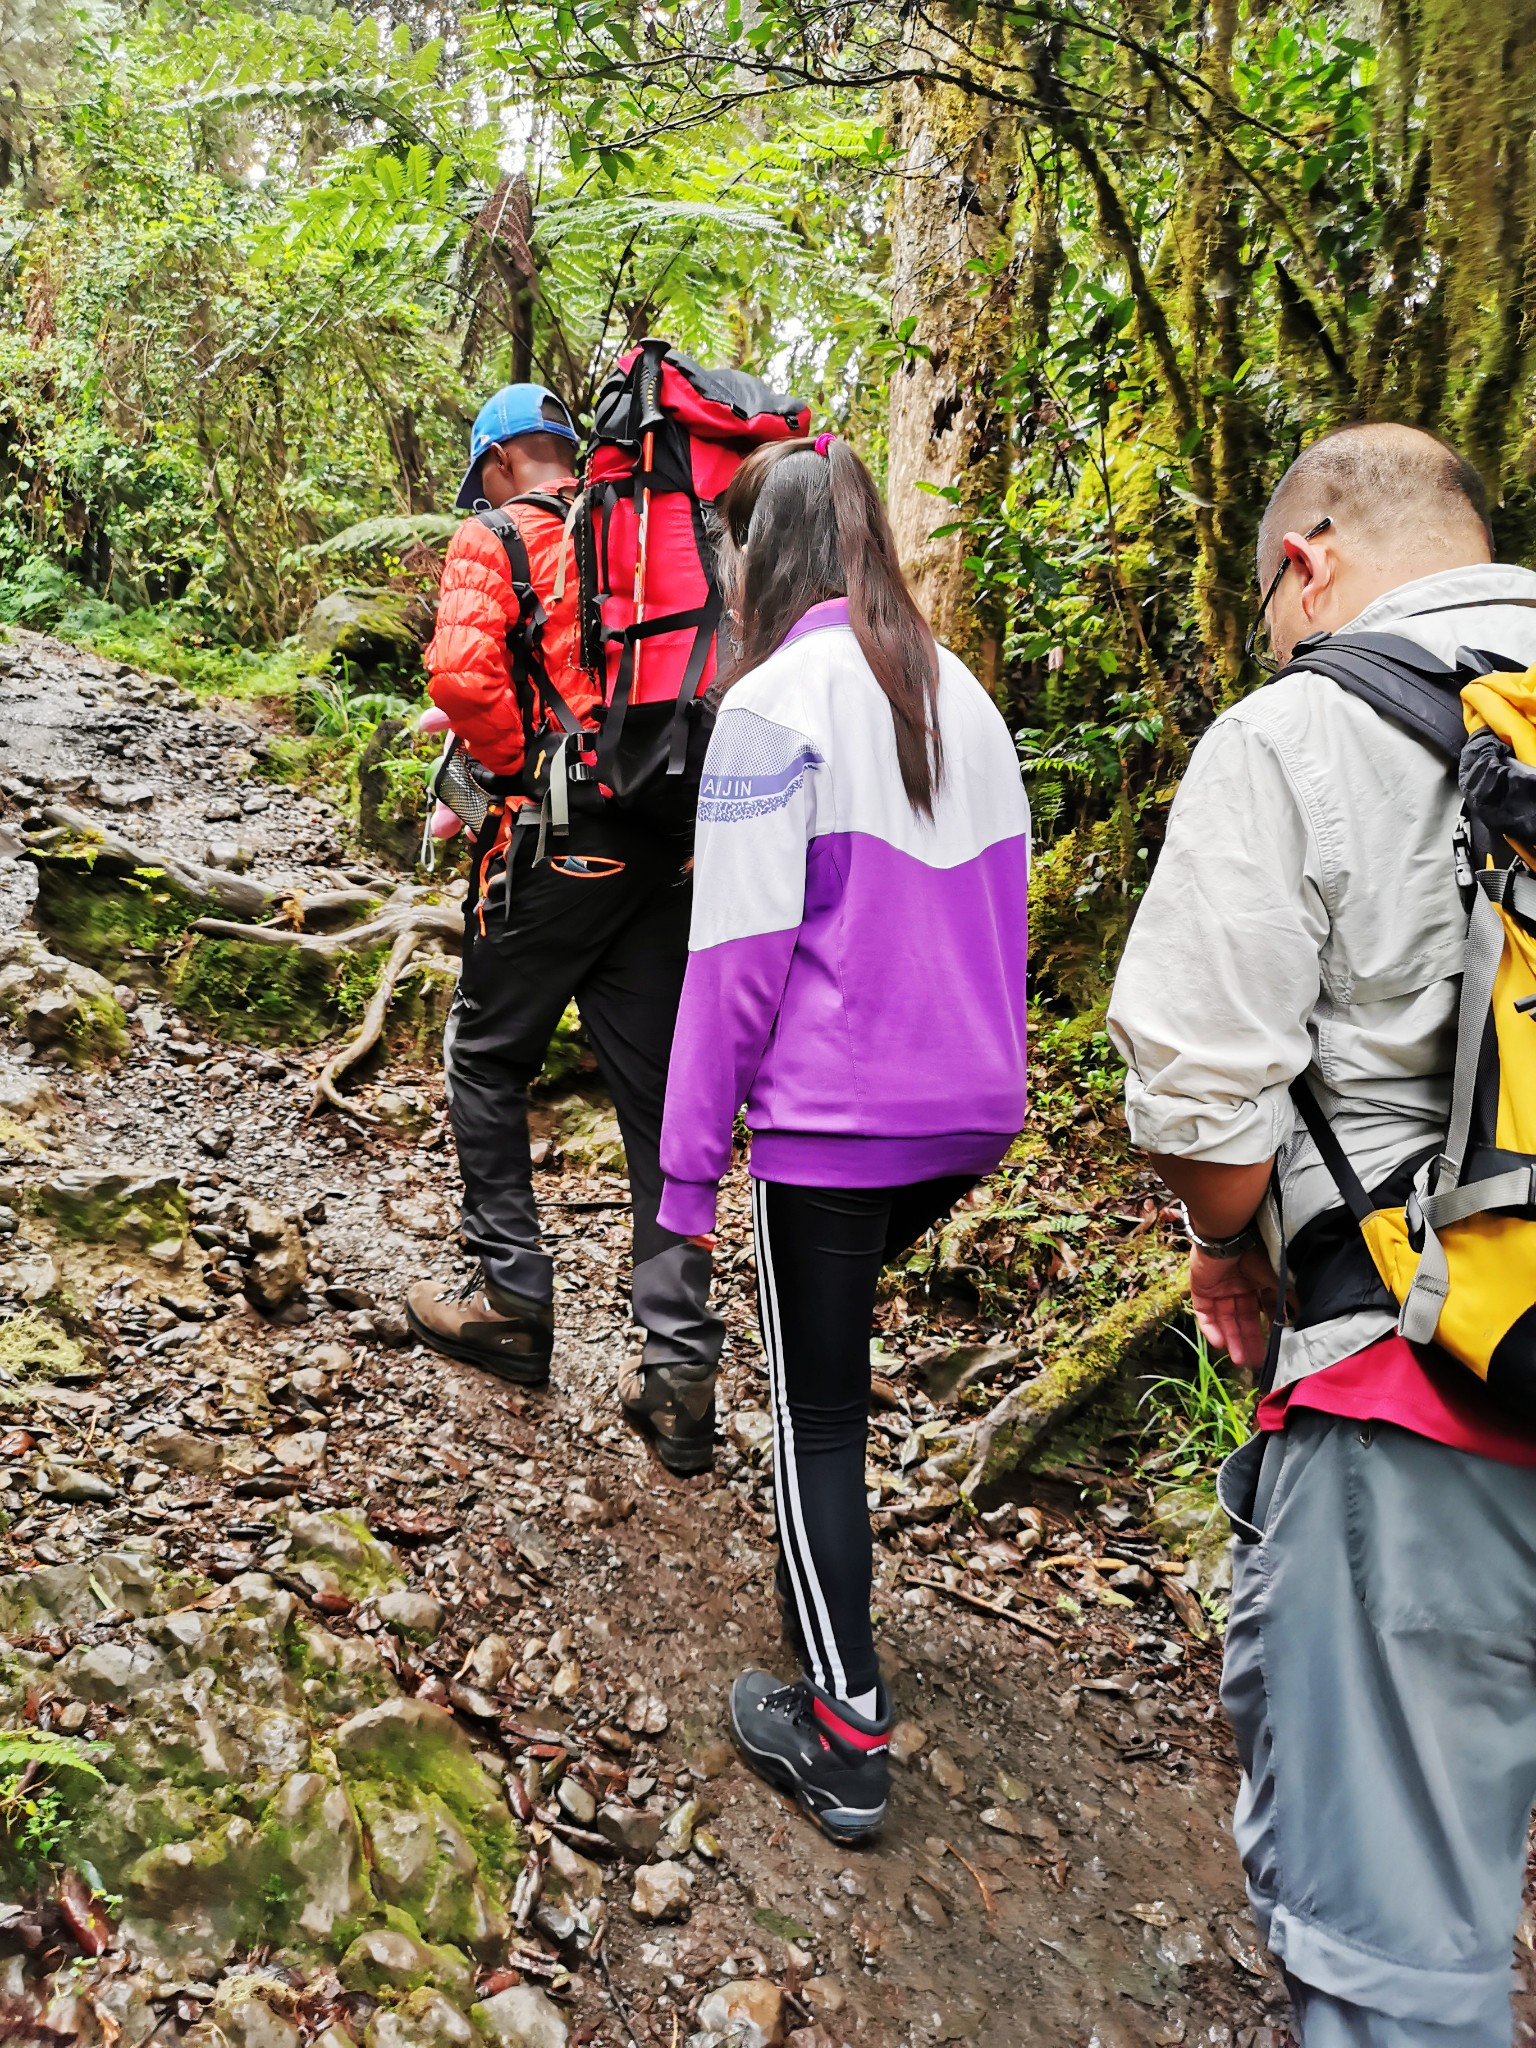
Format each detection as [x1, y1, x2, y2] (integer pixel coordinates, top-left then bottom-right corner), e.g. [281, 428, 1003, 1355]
[1256, 422, 1493, 584]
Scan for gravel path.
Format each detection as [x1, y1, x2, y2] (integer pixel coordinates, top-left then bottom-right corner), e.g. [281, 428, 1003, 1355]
[0, 625, 1480, 2048]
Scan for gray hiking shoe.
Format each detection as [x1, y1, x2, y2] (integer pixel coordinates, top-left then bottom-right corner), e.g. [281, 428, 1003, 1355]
[619, 1357, 716, 1476]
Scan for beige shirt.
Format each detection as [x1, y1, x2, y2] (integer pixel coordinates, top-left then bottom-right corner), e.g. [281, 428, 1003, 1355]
[1108, 563, 1536, 1380]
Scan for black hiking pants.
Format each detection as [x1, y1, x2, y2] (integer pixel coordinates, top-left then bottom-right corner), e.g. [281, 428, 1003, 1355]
[444, 807, 723, 1378]
[752, 1175, 975, 1699]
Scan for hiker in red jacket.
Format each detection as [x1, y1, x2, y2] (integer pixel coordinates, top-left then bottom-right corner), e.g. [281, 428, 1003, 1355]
[405, 383, 723, 1472]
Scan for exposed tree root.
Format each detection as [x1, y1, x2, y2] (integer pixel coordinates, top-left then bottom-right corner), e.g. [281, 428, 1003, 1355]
[311, 925, 430, 1117]
[190, 904, 461, 954]
[185, 904, 462, 1114]
[35, 804, 381, 929]
[950, 1269, 1188, 1503]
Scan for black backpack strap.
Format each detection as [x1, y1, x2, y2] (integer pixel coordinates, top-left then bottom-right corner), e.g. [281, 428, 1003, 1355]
[477, 498, 587, 742]
[1273, 632, 1469, 762]
[1289, 1077, 1374, 1224]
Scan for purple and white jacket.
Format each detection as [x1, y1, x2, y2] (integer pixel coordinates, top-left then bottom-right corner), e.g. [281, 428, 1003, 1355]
[657, 600, 1030, 1237]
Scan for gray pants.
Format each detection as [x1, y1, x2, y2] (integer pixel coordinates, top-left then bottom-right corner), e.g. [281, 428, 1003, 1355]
[1219, 1414, 1536, 2046]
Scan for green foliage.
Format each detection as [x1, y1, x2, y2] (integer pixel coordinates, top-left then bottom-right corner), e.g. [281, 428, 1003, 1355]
[1142, 1330, 1257, 1483]
[0, 1728, 109, 1887]
[299, 663, 418, 741]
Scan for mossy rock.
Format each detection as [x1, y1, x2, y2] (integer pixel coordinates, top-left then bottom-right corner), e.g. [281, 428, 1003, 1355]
[554, 1099, 626, 1173]
[166, 936, 389, 1047]
[358, 719, 437, 867]
[332, 1699, 523, 1950]
[0, 1308, 85, 1388]
[533, 1003, 595, 1095]
[352, 1778, 510, 1951]
[338, 1926, 475, 2001]
[300, 587, 431, 682]
[25, 844, 212, 981]
[0, 930, 128, 1065]
[287, 1511, 403, 1602]
[35, 1167, 188, 1251]
[167, 936, 455, 1054]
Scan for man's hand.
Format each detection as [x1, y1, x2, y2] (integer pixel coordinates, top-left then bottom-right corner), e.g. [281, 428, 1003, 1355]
[1189, 1246, 1276, 1373]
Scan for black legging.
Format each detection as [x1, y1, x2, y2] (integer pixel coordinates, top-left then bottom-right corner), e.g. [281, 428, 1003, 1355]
[750, 1175, 975, 1700]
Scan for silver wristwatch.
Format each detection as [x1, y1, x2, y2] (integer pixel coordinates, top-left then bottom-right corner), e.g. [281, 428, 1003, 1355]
[1181, 1204, 1263, 1260]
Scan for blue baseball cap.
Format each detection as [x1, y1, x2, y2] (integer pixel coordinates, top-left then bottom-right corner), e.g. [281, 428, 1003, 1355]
[455, 384, 578, 509]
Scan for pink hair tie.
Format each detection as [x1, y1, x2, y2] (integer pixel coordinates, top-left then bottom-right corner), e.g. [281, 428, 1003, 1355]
[814, 431, 837, 457]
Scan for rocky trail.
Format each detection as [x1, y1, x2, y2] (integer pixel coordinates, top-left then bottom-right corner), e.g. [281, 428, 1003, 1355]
[0, 628, 1356, 2048]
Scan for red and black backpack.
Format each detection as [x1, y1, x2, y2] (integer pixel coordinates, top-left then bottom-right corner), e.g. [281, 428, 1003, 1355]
[572, 338, 809, 835]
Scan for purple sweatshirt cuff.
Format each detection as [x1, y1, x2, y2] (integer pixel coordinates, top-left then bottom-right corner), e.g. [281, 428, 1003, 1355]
[659, 1178, 719, 1239]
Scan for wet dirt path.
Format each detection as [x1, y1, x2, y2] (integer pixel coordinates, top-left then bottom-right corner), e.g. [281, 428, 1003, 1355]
[0, 627, 1434, 2047]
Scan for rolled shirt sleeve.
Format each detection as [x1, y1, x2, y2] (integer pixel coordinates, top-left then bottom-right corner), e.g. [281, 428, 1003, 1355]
[1107, 714, 1327, 1163]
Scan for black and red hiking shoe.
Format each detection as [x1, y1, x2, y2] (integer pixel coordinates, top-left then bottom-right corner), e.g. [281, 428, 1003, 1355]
[729, 1670, 890, 1845]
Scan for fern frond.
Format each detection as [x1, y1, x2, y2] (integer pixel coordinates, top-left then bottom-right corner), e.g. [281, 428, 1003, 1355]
[305, 513, 461, 558]
[0, 1730, 107, 1783]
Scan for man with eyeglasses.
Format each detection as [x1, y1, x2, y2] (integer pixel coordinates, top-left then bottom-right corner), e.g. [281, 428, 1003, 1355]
[1109, 422, 1536, 2046]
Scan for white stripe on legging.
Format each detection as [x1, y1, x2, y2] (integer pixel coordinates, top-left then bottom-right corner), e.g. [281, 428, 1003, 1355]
[752, 1176, 847, 1698]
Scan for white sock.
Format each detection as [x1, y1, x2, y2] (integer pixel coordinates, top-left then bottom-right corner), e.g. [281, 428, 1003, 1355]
[842, 1686, 878, 1720]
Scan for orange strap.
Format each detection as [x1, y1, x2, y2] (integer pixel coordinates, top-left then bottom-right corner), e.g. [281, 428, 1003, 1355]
[474, 804, 516, 937]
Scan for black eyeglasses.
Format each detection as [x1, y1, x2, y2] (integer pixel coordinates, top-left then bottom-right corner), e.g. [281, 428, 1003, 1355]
[1244, 515, 1334, 669]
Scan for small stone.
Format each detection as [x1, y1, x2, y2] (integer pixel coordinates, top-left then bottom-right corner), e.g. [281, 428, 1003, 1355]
[365, 1988, 475, 2048]
[196, 1127, 233, 1158]
[623, 1690, 669, 1736]
[447, 1680, 497, 1720]
[271, 1429, 327, 1472]
[727, 1407, 773, 1458]
[204, 798, 243, 822]
[801, 1981, 845, 2017]
[338, 1928, 473, 2001]
[470, 1985, 569, 2048]
[141, 1424, 219, 1475]
[374, 1588, 444, 1640]
[36, 1460, 115, 1504]
[596, 1800, 660, 1857]
[242, 795, 270, 816]
[979, 1805, 1027, 1837]
[204, 841, 255, 872]
[464, 1633, 515, 1688]
[693, 1826, 723, 1862]
[927, 1748, 965, 1797]
[696, 1980, 786, 2048]
[660, 1796, 699, 1857]
[546, 1835, 602, 1903]
[630, 1859, 692, 1923]
[54, 1700, 88, 1733]
[1107, 1565, 1157, 1596]
[215, 1993, 301, 2048]
[888, 1720, 928, 1764]
[557, 1776, 596, 1826]
[3, 1252, 57, 1302]
[550, 1657, 581, 1700]
[94, 780, 156, 809]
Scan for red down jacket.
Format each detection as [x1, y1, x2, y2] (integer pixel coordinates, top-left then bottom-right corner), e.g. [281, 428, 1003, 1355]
[423, 488, 600, 780]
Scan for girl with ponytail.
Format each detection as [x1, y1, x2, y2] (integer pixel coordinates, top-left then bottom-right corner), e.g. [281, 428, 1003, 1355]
[658, 433, 1030, 1843]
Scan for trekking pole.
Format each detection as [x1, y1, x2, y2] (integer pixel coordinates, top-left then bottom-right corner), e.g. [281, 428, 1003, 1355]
[630, 341, 666, 704]
[631, 423, 654, 699]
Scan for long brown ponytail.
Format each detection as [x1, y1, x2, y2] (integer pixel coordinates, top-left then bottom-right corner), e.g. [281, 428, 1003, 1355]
[717, 437, 944, 816]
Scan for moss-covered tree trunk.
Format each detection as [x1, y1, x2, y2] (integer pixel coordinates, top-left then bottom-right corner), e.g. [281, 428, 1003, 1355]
[886, 15, 1020, 688]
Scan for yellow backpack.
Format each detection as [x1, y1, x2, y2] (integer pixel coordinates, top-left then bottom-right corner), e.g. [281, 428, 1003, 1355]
[1278, 632, 1536, 1410]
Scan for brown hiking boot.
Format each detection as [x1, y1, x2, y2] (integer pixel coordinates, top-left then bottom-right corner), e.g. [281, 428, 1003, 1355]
[618, 1356, 716, 1476]
[405, 1268, 554, 1386]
